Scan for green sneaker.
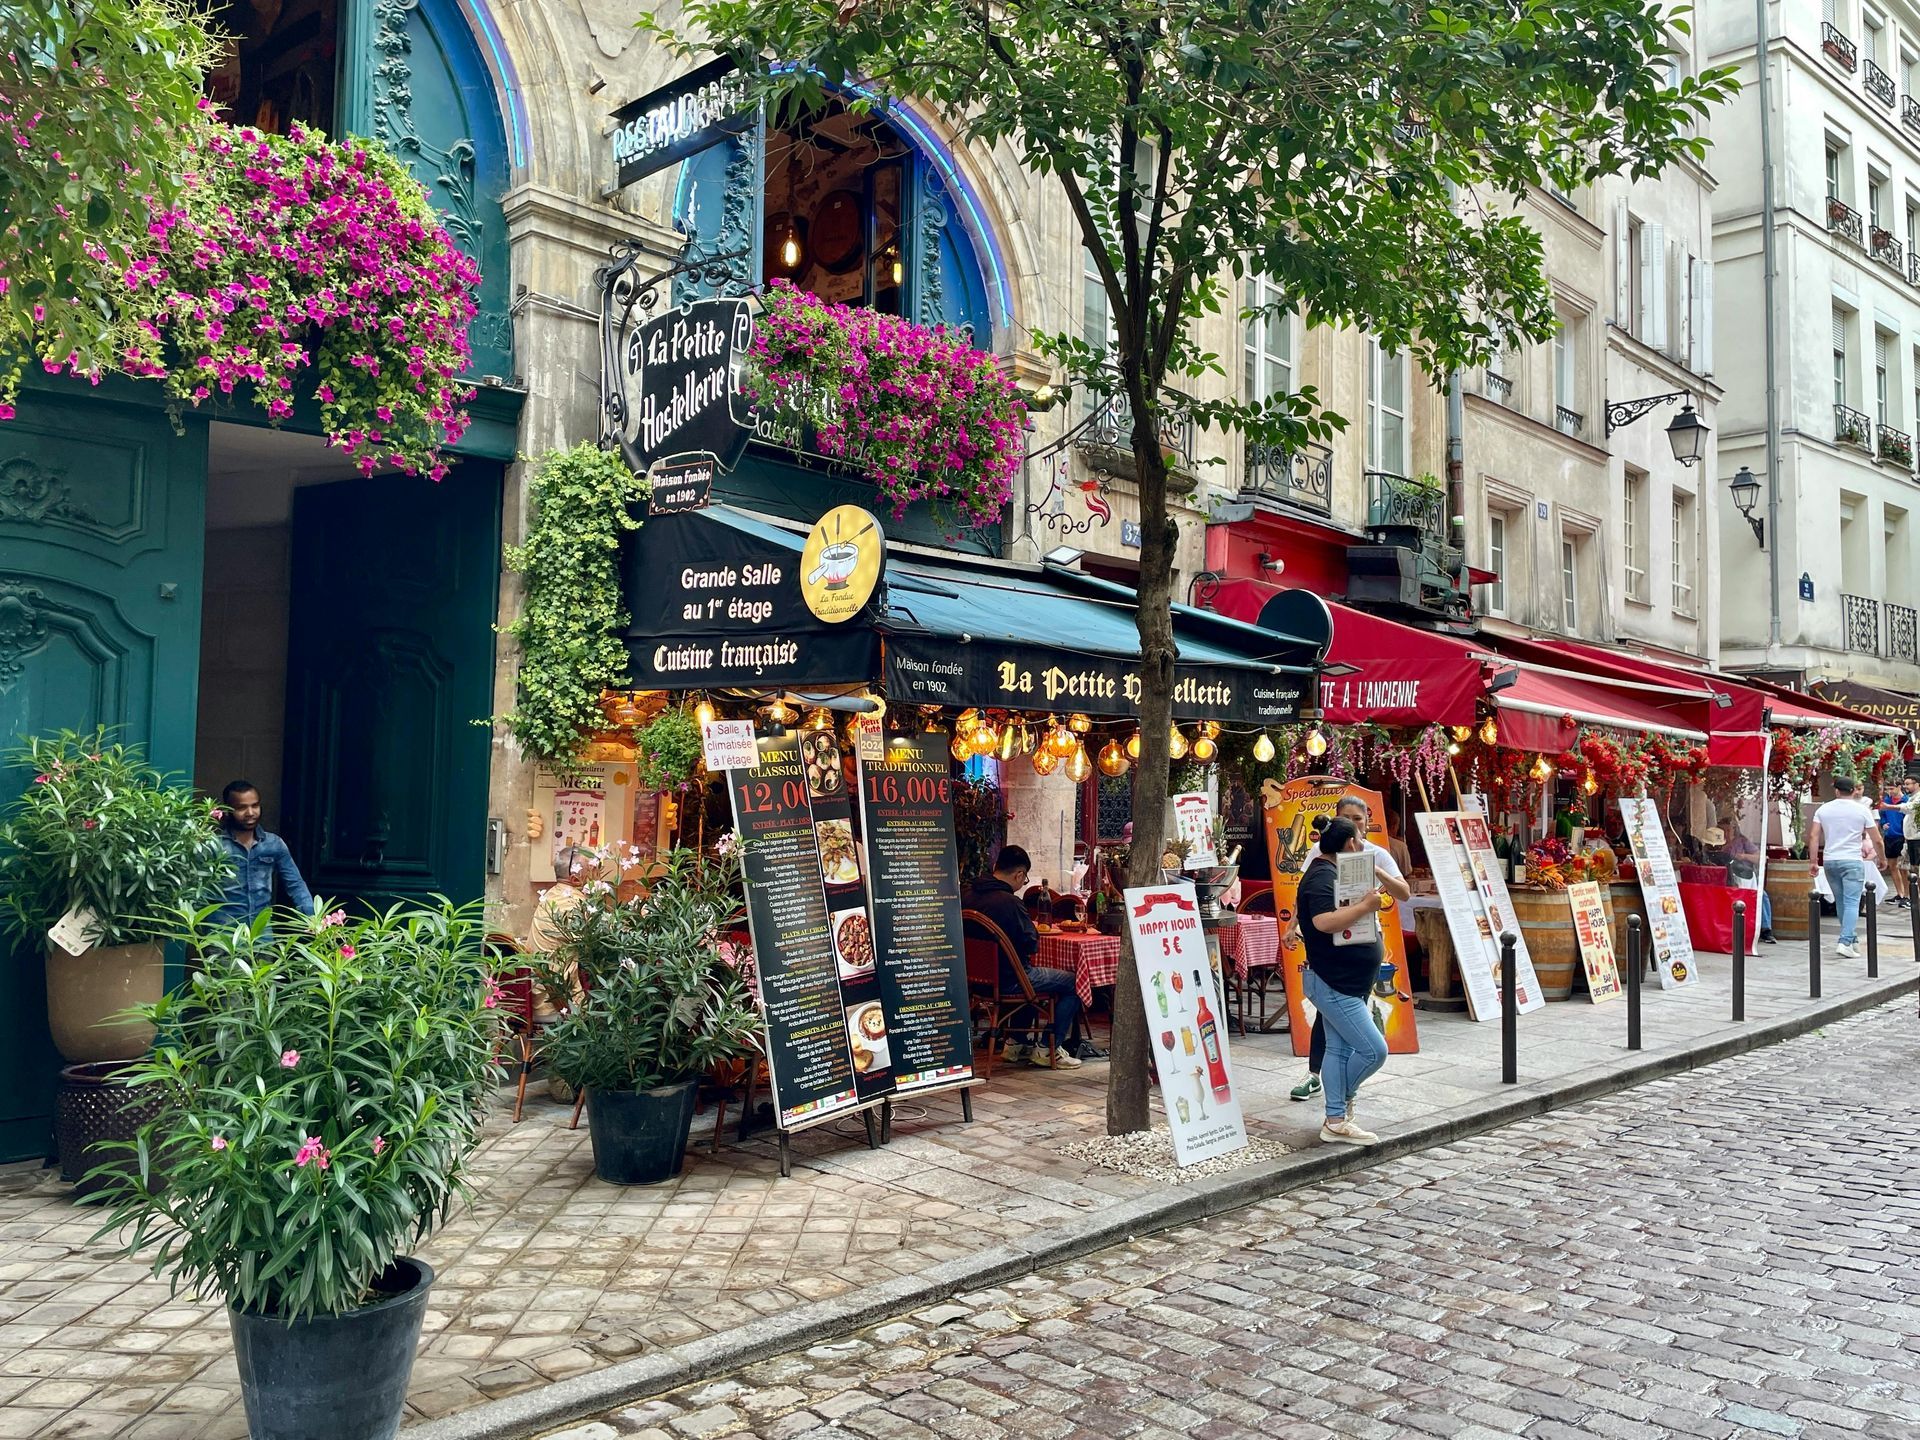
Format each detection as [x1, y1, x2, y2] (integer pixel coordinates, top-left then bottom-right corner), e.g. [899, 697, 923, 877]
[1289, 1073, 1322, 1102]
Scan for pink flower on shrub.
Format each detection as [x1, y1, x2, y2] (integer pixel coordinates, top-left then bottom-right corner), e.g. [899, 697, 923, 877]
[293, 1136, 330, 1170]
[483, 979, 504, 1009]
[320, 909, 347, 929]
[339, 943, 356, 960]
[32, 775, 47, 785]
[210, 1135, 228, 1151]
[279, 1049, 300, 1069]
[371, 1135, 386, 1157]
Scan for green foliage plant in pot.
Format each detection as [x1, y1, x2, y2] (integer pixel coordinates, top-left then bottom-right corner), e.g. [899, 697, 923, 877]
[88, 899, 505, 1440]
[0, 730, 229, 1063]
[535, 842, 762, 1185]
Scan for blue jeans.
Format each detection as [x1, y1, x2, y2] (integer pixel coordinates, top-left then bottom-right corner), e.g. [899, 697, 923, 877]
[1824, 859, 1865, 945]
[1304, 970, 1389, 1121]
[1022, 965, 1082, 1048]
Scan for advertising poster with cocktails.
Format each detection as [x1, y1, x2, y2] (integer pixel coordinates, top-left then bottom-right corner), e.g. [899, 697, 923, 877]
[1259, 777, 1419, 1057]
[1123, 882, 1247, 1166]
[1566, 881, 1623, 1004]
[1618, 797, 1698, 989]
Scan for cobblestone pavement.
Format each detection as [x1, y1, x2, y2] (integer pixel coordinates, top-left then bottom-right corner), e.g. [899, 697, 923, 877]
[544, 999, 1920, 1440]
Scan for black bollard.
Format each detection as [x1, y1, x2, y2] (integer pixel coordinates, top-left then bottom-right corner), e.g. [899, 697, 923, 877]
[1732, 899, 1747, 1023]
[1626, 915, 1643, 1051]
[1867, 889, 1880, 978]
[1808, 880, 1822, 1000]
[1500, 932, 1518, 1084]
[1911, 861, 1920, 961]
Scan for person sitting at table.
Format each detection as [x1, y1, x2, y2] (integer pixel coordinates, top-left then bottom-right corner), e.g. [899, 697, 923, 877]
[964, 845, 1083, 1069]
[1719, 818, 1774, 943]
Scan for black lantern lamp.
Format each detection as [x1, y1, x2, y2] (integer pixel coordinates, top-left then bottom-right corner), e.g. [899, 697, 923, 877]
[1605, 391, 1709, 467]
[1728, 465, 1765, 546]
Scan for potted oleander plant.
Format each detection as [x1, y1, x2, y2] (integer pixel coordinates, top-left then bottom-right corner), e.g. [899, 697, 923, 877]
[535, 842, 761, 1185]
[0, 730, 229, 1063]
[88, 900, 505, 1440]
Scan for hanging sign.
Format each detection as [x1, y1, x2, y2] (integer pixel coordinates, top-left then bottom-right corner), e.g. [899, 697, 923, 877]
[613, 296, 756, 478]
[609, 55, 754, 189]
[647, 456, 715, 515]
[800, 504, 886, 623]
[701, 720, 758, 772]
[1566, 881, 1623, 1003]
[856, 735, 976, 1093]
[1172, 792, 1219, 867]
[1618, 797, 1698, 988]
[1124, 881, 1247, 1167]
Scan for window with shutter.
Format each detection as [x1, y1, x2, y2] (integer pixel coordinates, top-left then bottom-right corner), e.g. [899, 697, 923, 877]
[1613, 202, 1633, 326]
[1824, 0, 1840, 29]
[1639, 222, 1664, 346]
[1700, 261, 1713, 374]
[1242, 272, 1294, 405]
[1834, 308, 1851, 409]
[1877, 331, 1891, 425]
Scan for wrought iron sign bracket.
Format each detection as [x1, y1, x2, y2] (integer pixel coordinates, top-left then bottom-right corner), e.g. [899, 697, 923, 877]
[1604, 390, 1689, 436]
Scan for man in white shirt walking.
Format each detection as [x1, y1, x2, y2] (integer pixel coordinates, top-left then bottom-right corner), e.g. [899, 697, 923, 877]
[1809, 776, 1883, 958]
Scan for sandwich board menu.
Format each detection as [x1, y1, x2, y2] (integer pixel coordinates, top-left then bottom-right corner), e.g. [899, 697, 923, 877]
[1566, 881, 1623, 1003]
[727, 732, 873, 1133]
[1415, 811, 1546, 1020]
[1124, 881, 1247, 1167]
[855, 735, 975, 1094]
[1618, 797, 1697, 988]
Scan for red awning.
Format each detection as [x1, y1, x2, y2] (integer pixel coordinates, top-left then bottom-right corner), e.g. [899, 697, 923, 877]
[1744, 676, 1905, 735]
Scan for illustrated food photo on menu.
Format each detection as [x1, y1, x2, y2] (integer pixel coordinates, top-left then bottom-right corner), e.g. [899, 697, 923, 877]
[832, 906, 875, 978]
[846, 1001, 891, 1074]
[815, 818, 861, 886]
[801, 731, 844, 797]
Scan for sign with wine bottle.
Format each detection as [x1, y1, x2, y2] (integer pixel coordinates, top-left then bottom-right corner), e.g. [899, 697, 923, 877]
[1123, 881, 1247, 1166]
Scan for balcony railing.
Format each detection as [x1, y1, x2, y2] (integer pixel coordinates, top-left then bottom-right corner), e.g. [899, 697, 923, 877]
[1891, 603, 1919, 662]
[1243, 438, 1334, 516]
[1844, 593, 1880, 653]
[1867, 58, 1897, 105]
[1483, 370, 1513, 403]
[1873, 227, 1906, 272]
[1554, 405, 1585, 437]
[1836, 402, 1874, 450]
[1905, 94, 1920, 137]
[1824, 21, 1858, 71]
[1879, 423, 1914, 468]
[1364, 470, 1445, 540]
[1077, 375, 1196, 476]
[1910, 248, 1920, 287]
[1828, 195, 1864, 245]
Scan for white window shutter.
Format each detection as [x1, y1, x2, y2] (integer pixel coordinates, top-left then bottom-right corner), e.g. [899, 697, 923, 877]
[1645, 223, 1668, 351]
[1613, 200, 1632, 324]
[1667, 240, 1687, 360]
[1699, 259, 1713, 375]
[1689, 257, 1705, 371]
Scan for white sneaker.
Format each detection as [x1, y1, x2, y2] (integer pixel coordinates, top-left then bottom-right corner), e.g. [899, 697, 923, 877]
[1836, 943, 1860, 959]
[1001, 1042, 1032, 1065]
[1032, 1047, 1083, 1069]
[1319, 1118, 1379, 1145]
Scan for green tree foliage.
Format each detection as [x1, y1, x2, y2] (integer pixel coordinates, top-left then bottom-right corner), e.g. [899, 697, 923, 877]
[659, 0, 1737, 1130]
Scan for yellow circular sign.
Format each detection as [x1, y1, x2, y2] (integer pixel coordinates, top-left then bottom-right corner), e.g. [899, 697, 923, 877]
[800, 504, 885, 623]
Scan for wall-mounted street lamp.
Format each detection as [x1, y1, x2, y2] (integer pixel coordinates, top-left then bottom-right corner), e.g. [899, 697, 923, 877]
[1728, 465, 1766, 547]
[1604, 391, 1710, 466]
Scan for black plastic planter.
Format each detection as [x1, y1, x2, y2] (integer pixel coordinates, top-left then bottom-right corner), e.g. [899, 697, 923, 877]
[228, 1257, 433, 1440]
[586, 1079, 699, 1184]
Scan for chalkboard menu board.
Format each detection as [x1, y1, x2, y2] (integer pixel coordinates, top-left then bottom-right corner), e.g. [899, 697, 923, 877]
[856, 736, 975, 1094]
[727, 733, 864, 1130]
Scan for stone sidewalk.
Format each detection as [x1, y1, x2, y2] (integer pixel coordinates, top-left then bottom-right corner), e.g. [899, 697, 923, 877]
[0, 928, 1912, 1440]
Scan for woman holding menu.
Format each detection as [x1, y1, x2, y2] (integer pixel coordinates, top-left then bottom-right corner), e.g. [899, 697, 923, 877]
[1295, 818, 1391, 1147]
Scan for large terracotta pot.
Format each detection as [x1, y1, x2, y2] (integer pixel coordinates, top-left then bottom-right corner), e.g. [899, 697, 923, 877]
[45, 942, 162, 1063]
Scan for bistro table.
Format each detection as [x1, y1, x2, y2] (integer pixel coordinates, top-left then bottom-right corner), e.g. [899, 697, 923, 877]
[1036, 928, 1124, 1009]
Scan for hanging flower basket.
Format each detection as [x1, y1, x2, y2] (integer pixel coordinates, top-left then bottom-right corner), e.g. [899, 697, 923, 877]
[747, 280, 1025, 528]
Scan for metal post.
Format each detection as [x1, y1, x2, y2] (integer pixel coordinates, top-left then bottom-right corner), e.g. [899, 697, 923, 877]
[1911, 860, 1920, 960]
[1500, 932, 1518, 1084]
[1808, 882, 1822, 1000]
[1732, 899, 1747, 1023]
[1866, 890, 1879, 978]
[1626, 916, 1643, 1051]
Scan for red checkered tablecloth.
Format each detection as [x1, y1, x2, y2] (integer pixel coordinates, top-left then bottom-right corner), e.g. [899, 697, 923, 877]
[1036, 931, 1123, 1008]
[1218, 914, 1281, 980]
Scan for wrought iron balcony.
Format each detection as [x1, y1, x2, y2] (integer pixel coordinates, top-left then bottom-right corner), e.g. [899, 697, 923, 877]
[1867, 58, 1897, 105]
[1554, 405, 1585, 437]
[1828, 196, 1864, 245]
[1824, 21, 1858, 71]
[1910, 248, 1920, 288]
[1836, 402, 1874, 451]
[1879, 423, 1914, 468]
[1364, 470, 1445, 540]
[1905, 94, 1920, 137]
[1891, 603, 1919, 662]
[1243, 438, 1334, 516]
[1075, 376, 1196, 481]
[1844, 593, 1880, 654]
[1873, 227, 1905, 272]
[1482, 370, 1513, 403]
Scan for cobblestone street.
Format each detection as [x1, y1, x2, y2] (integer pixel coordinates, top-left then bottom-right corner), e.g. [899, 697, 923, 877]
[545, 999, 1920, 1440]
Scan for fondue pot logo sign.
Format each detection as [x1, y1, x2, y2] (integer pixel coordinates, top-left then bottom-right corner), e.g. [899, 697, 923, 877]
[801, 504, 885, 623]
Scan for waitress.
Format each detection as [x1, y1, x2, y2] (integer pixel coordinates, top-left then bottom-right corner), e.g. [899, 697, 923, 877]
[1295, 817, 1391, 1146]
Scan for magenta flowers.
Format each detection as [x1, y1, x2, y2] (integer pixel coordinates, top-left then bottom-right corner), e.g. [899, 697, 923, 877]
[748, 281, 1024, 528]
[293, 1136, 331, 1171]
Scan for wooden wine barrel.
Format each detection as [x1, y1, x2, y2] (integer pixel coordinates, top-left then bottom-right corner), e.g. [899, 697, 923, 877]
[1764, 865, 1811, 940]
[1414, 906, 1459, 1004]
[1506, 888, 1579, 1001]
[1609, 881, 1648, 967]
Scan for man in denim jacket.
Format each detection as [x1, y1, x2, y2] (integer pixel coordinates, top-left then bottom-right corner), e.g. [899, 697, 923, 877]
[211, 780, 315, 932]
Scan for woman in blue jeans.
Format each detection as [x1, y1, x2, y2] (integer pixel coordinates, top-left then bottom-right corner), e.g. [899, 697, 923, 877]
[1294, 818, 1392, 1145]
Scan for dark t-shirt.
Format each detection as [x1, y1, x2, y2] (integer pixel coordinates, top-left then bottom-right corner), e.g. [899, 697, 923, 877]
[1296, 854, 1382, 997]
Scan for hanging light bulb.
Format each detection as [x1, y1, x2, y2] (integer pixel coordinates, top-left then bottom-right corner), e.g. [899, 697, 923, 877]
[764, 698, 797, 726]
[1447, 740, 1462, 756]
[1201, 721, 1222, 740]
[891, 257, 903, 285]
[1097, 739, 1131, 776]
[1169, 726, 1190, 761]
[920, 707, 944, 733]
[693, 698, 717, 728]
[1530, 755, 1554, 782]
[1065, 740, 1093, 783]
[1016, 721, 1035, 754]
[1192, 735, 1218, 763]
[996, 722, 1019, 762]
[950, 732, 971, 761]
[1126, 728, 1143, 761]
[1452, 725, 1473, 743]
[806, 707, 834, 732]
[1582, 770, 1599, 796]
[1032, 745, 1061, 776]
[1047, 724, 1077, 758]
[970, 718, 1001, 757]
[1478, 717, 1499, 747]
[781, 225, 802, 270]
[1304, 727, 1329, 758]
[1252, 731, 1276, 764]
[1067, 712, 1092, 735]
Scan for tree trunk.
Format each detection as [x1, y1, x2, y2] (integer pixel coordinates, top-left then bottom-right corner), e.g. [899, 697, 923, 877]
[1105, 398, 1177, 1136]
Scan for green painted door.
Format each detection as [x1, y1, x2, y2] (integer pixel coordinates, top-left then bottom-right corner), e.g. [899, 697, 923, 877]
[280, 463, 501, 912]
[0, 394, 206, 1161]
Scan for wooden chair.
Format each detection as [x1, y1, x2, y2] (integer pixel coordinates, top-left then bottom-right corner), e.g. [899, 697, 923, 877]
[962, 908, 1059, 1079]
[482, 934, 541, 1124]
[1239, 888, 1276, 915]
